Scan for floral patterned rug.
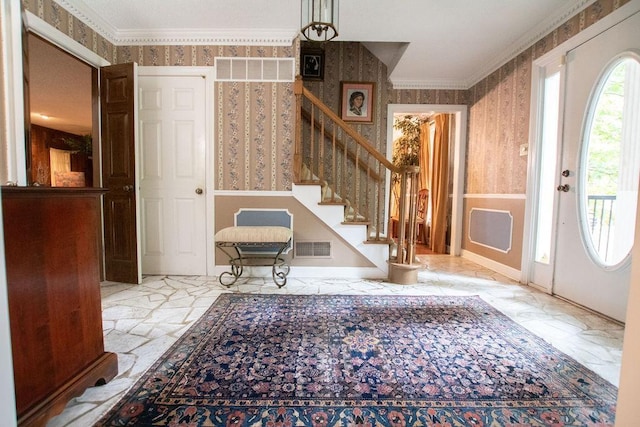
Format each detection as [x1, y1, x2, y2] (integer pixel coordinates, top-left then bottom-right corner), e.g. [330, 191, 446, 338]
[97, 294, 617, 426]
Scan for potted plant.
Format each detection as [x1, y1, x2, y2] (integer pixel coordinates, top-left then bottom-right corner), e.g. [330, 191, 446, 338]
[63, 134, 93, 156]
[391, 115, 422, 217]
[392, 115, 421, 169]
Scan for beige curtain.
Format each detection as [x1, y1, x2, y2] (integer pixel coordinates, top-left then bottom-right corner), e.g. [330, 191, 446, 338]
[49, 148, 71, 187]
[418, 121, 431, 193]
[429, 114, 450, 253]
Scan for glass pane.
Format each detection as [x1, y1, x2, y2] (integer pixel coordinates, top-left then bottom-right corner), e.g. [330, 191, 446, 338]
[535, 71, 561, 264]
[582, 56, 640, 266]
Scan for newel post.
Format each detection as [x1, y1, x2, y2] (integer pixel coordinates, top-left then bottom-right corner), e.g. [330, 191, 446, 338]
[396, 165, 420, 265]
[388, 165, 422, 284]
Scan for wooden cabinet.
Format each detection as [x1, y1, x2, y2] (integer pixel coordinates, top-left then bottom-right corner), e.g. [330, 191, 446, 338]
[2, 187, 118, 426]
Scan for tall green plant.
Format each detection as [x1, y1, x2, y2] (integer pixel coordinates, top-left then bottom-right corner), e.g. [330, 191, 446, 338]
[392, 115, 421, 168]
[391, 115, 424, 219]
[62, 134, 93, 155]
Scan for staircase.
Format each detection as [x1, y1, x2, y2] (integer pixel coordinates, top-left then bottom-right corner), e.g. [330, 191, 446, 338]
[293, 77, 422, 280]
[292, 182, 390, 278]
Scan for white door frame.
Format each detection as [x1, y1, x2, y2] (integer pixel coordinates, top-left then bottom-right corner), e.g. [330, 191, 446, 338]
[386, 104, 468, 256]
[15, 11, 111, 185]
[138, 66, 215, 276]
[523, 0, 640, 287]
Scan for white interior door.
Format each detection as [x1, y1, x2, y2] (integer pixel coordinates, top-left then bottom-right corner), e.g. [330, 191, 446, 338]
[553, 12, 640, 322]
[139, 73, 207, 275]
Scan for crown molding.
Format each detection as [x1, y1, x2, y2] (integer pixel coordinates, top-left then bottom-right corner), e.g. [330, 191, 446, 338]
[390, 80, 469, 91]
[57, 0, 297, 46]
[56, 0, 119, 44]
[466, 0, 595, 87]
[114, 29, 298, 46]
[25, 12, 110, 66]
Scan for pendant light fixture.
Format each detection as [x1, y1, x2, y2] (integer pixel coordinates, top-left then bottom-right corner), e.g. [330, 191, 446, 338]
[301, 0, 338, 42]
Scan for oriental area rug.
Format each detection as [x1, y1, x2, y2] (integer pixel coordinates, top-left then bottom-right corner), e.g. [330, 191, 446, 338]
[97, 294, 617, 426]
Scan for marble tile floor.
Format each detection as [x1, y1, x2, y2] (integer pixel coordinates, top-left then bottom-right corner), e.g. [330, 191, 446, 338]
[47, 255, 624, 426]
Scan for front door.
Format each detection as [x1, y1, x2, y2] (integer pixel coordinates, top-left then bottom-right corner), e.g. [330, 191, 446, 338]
[138, 72, 207, 275]
[552, 12, 640, 322]
[100, 63, 141, 284]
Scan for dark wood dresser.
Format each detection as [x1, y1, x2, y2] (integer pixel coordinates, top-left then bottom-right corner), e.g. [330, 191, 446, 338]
[2, 187, 118, 426]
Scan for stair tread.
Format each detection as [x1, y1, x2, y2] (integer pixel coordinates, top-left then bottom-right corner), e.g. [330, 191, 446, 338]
[365, 238, 394, 245]
[296, 180, 323, 185]
[320, 201, 347, 206]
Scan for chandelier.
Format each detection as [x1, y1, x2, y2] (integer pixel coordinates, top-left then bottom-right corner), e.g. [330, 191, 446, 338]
[301, 0, 338, 42]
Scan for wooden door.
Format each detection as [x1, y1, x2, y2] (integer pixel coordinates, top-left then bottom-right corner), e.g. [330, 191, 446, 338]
[100, 63, 140, 283]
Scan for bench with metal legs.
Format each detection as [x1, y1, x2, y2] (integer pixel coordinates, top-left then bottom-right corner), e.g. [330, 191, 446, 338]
[215, 226, 293, 288]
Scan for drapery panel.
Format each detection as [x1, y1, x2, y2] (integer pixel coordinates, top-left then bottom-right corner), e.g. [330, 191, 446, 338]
[429, 114, 450, 253]
[418, 121, 431, 193]
[49, 148, 70, 187]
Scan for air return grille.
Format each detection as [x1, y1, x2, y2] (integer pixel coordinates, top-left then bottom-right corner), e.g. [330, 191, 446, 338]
[214, 57, 295, 82]
[294, 241, 332, 258]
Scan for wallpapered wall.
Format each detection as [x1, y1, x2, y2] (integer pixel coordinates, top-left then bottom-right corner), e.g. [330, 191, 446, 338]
[302, 42, 389, 155]
[23, 0, 296, 191]
[302, 41, 469, 158]
[466, 0, 631, 195]
[461, 0, 631, 266]
[23, 0, 633, 267]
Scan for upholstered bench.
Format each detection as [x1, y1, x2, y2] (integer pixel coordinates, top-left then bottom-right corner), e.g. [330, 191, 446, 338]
[214, 226, 293, 288]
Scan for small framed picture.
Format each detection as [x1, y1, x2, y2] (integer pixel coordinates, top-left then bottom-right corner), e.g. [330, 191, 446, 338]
[340, 81, 375, 123]
[301, 49, 324, 81]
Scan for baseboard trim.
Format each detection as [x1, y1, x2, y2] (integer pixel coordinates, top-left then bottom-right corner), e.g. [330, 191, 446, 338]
[460, 250, 522, 283]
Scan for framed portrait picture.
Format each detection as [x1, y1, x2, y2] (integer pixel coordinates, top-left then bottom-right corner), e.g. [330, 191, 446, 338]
[340, 81, 375, 123]
[301, 49, 324, 81]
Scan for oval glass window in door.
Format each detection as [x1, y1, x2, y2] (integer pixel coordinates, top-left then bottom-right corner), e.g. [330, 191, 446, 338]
[581, 55, 640, 267]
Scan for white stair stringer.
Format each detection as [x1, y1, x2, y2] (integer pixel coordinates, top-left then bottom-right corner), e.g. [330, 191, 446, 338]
[292, 183, 389, 279]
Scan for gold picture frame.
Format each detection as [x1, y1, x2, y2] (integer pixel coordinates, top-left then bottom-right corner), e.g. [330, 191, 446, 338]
[340, 81, 375, 123]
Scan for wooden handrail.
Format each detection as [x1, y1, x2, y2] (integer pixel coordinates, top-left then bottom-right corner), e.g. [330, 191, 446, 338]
[295, 76, 422, 266]
[301, 108, 383, 183]
[295, 82, 399, 174]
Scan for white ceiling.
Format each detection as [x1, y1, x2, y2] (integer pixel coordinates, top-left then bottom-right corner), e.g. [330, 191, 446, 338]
[30, 0, 594, 135]
[28, 34, 93, 135]
[59, 0, 592, 88]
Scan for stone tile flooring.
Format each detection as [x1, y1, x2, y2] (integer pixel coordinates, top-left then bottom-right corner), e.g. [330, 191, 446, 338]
[47, 255, 624, 426]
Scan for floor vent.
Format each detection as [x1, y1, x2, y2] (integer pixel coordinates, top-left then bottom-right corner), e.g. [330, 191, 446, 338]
[294, 241, 332, 258]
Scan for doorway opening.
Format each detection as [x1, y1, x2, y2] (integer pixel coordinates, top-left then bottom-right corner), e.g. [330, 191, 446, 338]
[386, 104, 467, 257]
[26, 33, 96, 187]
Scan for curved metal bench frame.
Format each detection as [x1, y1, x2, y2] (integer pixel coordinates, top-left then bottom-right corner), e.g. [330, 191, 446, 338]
[216, 239, 291, 288]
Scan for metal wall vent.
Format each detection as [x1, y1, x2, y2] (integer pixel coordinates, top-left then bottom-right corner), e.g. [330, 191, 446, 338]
[294, 241, 332, 258]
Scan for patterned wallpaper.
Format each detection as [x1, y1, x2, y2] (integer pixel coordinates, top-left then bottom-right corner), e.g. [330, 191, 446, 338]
[23, 0, 632, 195]
[216, 80, 294, 191]
[389, 89, 469, 106]
[23, 0, 116, 61]
[23, 0, 296, 191]
[302, 42, 469, 157]
[465, 0, 631, 195]
[302, 42, 389, 155]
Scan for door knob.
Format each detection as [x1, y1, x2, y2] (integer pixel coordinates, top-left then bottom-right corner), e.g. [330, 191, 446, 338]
[123, 185, 134, 192]
[562, 169, 570, 177]
[195, 187, 203, 195]
[557, 184, 570, 192]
